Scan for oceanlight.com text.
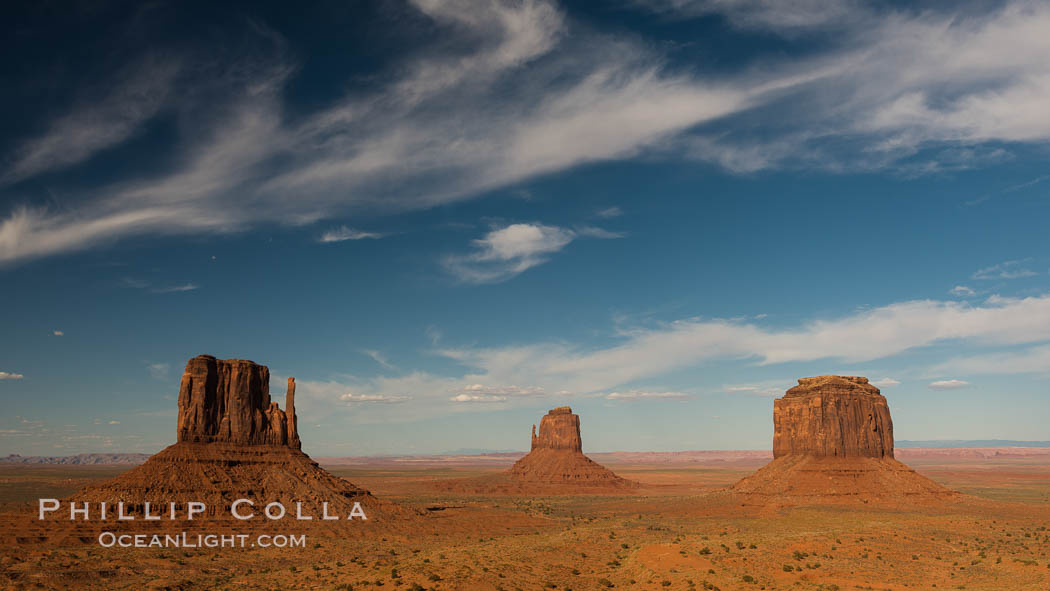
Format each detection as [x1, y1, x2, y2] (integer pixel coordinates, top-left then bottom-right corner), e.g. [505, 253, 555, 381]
[97, 532, 307, 548]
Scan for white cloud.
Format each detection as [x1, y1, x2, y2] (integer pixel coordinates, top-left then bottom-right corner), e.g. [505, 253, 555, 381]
[443, 222, 623, 283]
[122, 278, 199, 294]
[635, 0, 864, 32]
[595, 206, 623, 218]
[278, 293, 1050, 425]
[147, 363, 170, 380]
[0, 0, 747, 266]
[950, 285, 976, 296]
[152, 283, 199, 293]
[455, 384, 546, 397]
[604, 390, 689, 400]
[443, 223, 576, 283]
[972, 260, 1038, 280]
[928, 379, 969, 390]
[319, 226, 385, 243]
[339, 393, 411, 404]
[676, 2, 1050, 172]
[0, 372, 25, 380]
[52, 330, 64, 336]
[929, 344, 1050, 377]
[5, 1, 1050, 265]
[871, 378, 901, 388]
[573, 226, 625, 239]
[2, 56, 181, 185]
[723, 382, 785, 397]
[436, 294, 1050, 394]
[449, 393, 507, 403]
[362, 350, 397, 371]
[108, 420, 120, 425]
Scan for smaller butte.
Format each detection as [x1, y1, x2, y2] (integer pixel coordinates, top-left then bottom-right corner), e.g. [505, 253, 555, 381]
[732, 376, 958, 506]
[436, 406, 636, 494]
[508, 406, 633, 487]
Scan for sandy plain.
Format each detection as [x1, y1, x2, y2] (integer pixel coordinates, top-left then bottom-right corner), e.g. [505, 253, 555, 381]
[1, 449, 1048, 590]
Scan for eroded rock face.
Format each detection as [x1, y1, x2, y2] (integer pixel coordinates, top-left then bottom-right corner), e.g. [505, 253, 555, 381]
[773, 376, 893, 459]
[530, 406, 582, 452]
[176, 355, 300, 449]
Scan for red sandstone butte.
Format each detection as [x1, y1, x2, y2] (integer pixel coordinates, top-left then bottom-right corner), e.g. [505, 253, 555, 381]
[773, 376, 893, 459]
[732, 376, 957, 505]
[509, 406, 634, 488]
[69, 355, 411, 520]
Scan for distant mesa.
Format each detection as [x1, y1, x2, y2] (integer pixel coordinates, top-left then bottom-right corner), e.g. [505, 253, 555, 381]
[436, 406, 636, 494]
[69, 355, 410, 520]
[732, 376, 958, 505]
[508, 406, 632, 487]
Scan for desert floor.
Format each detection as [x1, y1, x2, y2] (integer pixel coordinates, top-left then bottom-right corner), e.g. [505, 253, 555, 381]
[1, 453, 1049, 590]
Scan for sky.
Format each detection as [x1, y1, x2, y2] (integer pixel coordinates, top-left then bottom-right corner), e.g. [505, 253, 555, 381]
[1, 0, 1049, 457]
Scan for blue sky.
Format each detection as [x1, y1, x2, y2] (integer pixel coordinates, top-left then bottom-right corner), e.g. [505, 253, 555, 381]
[2, 0, 1049, 456]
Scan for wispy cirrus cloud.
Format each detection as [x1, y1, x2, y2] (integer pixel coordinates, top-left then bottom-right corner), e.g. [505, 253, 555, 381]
[152, 283, 199, 293]
[454, 384, 547, 397]
[0, 372, 25, 380]
[871, 377, 901, 388]
[2, 56, 182, 185]
[122, 277, 199, 294]
[5, 0, 1050, 266]
[972, 259, 1038, 280]
[723, 382, 788, 397]
[435, 294, 1050, 394]
[340, 393, 411, 404]
[0, 0, 747, 266]
[449, 393, 507, 403]
[635, 0, 865, 32]
[147, 363, 170, 380]
[361, 350, 397, 371]
[604, 390, 689, 401]
[318, 226, 385, 243]
[928, 379, 969, 390]
[929, 344, 1050, 377]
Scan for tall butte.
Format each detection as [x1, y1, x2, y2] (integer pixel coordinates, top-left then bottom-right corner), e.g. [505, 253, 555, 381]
[507, 406, 634, 489]
[71, 355, 407, 519]
[731, 376, 957, 505]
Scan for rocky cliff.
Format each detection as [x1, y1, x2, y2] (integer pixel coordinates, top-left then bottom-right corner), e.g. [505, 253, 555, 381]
[176, 355, 300, 449]
[773, 376, 893, 459]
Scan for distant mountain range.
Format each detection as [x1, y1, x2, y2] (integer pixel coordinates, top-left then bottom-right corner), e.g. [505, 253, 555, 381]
[896, 440, 1050, 448]
[0, 453, 151, 465]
